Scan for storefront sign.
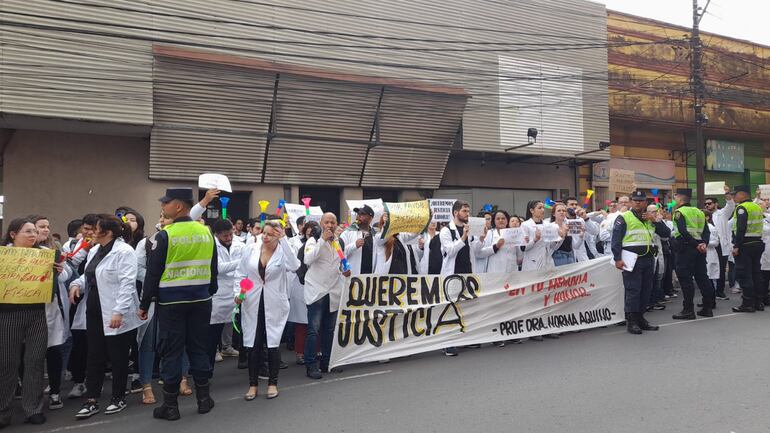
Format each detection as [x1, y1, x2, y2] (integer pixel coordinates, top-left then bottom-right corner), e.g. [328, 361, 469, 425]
[593, 158, 675, 189]
[706, 140, 744, 173]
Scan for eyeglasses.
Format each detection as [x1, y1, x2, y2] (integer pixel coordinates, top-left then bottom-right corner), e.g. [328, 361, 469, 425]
[19, 229, 38, 235]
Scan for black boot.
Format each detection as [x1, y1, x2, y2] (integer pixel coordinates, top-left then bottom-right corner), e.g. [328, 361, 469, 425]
[626, 313, 642, 335]
[672, 309, 696, 320]
[194, 381, 215, 414]
[638, 313, 659, 331]
[697, 306, 713, 317]
[153, 390, 180, 421]
[732, 305, 755, 313]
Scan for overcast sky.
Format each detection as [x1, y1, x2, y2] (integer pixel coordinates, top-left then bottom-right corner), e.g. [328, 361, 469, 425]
[597, 0, 770, 46]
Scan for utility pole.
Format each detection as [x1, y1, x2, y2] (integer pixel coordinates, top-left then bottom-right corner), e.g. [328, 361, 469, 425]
[692, 0, 709, 205]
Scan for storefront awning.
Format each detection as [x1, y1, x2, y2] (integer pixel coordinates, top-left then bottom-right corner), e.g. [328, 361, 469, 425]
[150, 46, 468, 189]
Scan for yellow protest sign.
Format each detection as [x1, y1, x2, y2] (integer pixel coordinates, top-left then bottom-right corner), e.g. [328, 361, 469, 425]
[382, 200, 432, 237]
[0, 247, 55, 304]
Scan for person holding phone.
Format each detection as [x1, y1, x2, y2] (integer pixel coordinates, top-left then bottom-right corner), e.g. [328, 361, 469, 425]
[612, 191, 671, 334]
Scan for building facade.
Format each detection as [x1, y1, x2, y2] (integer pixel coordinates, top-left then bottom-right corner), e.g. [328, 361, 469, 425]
[603, 11, 770, 205]
[1, 0, 611, 231]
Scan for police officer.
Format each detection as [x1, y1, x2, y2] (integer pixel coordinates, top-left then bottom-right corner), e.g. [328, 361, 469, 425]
[612, 191, 671, 334]
[670, 188, 714, 320]
[138, 188, 218, 421]
[730, 185, 766, 312]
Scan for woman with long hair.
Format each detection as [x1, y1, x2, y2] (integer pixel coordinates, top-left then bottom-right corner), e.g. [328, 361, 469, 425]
[0, 218, 60, 427]
[374, 214, 420, 275]
[235, 220, 300, 400]
[69, 215, 142, 418]
[28, 215, 71, 412]
[550, 203, 575, 267]
[115, 207, 145, 249]
[521, 201, 558, 271]
[483, 210, 520, 274]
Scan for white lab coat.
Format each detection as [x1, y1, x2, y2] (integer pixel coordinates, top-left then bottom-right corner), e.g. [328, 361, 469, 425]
[69, 239, 142, 336]
[211, 238, 244, 324]
[520, 219, 558, 271]
[760, 218, 770, 271]
[374, 232, 420, 274]
[340, 228, 377, 276]
[706, 223, 721, 279]
[46, 249, 71, 347]
[303, 236, 346, 311]
[712, 199, 736, 257]
[482, 228, 519, 274]
[287, 236, 307, 324]
[439, 222, 482, 276]
[235, 237, 300, 348]
[418, 232, 436, 274]
[599, 212, 622, 256]
[570, 219, 600, 263]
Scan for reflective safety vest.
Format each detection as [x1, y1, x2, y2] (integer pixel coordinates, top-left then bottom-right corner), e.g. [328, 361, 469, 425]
[732, 201, 763, 238]
[672, 206, 705, 240]
[159, 221, 214, 304]
[621, 211, 654, 248]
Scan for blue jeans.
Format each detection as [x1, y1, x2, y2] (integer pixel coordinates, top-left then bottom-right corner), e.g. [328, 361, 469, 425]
[552, 250, 576, 267]
[304, 295, 337, 372]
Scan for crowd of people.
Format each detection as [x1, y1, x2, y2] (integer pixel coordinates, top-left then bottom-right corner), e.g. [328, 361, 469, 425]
[1, 184, 769, 427]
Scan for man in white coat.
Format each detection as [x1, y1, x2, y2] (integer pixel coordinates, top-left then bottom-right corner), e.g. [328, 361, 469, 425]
[703, 185, 735, 299]
[209, 220, 244, 367]
[599, 195, 630, 255]
[565, 197, 600, 261]
[439, 200, 481, 357]
[340, 205, 377, 276]
[302, 213, 351, 379]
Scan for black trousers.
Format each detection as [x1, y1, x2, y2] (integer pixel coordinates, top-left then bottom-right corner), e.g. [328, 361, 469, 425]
[623, 256, 655, 313]
[45, 345, 64, 395]
[67, 330, 88, 384]
[661, 252, 674, 296]
[84, 313, 137, 400]
[735, 242, 765, 308]
[675, 246, 714, 310]
[157, 301, 213, 392]
[247, 293, 279, 387]
[207, 323, 225, 370]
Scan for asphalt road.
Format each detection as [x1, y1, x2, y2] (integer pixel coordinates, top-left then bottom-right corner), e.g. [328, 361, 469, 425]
[9, 299, 770, 433]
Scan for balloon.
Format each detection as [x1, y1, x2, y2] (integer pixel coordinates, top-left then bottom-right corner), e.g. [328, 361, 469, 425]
[276, 199, 286, 216]
[544, 198, 556, 209]
[651, 188, 659, 196]
[585, 189, 594, 199]
[482, 204, 493, 213]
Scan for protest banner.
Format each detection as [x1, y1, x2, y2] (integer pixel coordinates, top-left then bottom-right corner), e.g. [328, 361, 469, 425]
[346, 199, 385, 223]
[759, 184, 770, 200]
[381, 200, 432, 237]
[284, 203, 323, 234]
[609, 168, 635, 194]
[704, 181, 726, 196]
[500, 228, 526, 246]
[541, 222, 562, 242]
[428, 199, 457, 223]
[566, 219, 585, 236]
[467, 217, 487, 237]
[198, 173, 232, 193]
[0, 247, 55, 304]
[330, 257, 623, 367]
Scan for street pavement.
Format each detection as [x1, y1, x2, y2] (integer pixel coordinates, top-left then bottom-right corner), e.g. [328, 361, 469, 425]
[9, 298, 770, 433]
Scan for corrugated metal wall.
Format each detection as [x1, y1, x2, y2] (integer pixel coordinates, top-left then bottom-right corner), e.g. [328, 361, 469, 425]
[0, 0, 609, 159]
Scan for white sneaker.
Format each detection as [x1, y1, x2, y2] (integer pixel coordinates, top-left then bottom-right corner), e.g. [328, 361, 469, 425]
[104, 398, 126, 415]
[44, 385, 50, 394]
[220, 347, 239, 357]
[68, 383, 86, 399]
[215, 352, 223, 363]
